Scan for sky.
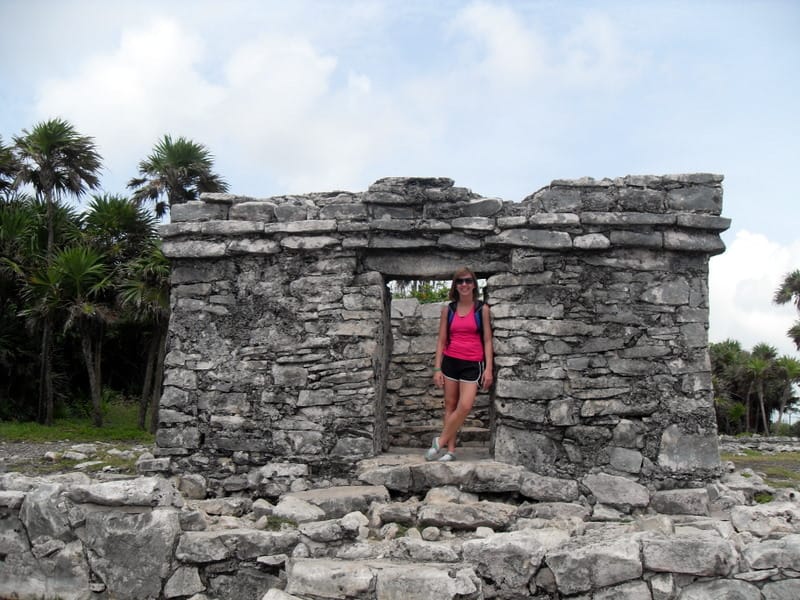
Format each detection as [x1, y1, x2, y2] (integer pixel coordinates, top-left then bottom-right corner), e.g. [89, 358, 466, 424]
[1, 0, 798, 358]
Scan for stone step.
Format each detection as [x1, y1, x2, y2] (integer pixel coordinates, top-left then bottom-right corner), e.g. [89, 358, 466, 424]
[388, 426, 491, 448]
[284, 557, 483, 600]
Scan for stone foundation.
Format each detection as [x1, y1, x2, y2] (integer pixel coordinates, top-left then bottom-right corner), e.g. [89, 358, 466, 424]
[158, 174, 730, 492]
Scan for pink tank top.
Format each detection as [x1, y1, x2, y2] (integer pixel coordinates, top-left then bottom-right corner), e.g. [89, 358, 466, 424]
[444, 305, 485, 362]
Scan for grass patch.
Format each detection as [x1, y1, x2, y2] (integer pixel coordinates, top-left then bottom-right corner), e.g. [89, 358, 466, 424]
[722, 451, 800, 489]
[754, 492, 774, 504]
[263, 515, 298, 531]
[0, 402, 153, 443]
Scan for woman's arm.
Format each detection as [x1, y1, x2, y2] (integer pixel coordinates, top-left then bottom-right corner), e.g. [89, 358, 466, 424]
[432, 304, 449, 388]
[481, 303, 494, 390]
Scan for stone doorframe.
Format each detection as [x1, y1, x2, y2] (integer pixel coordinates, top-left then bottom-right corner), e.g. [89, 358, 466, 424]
[157, 174, 730, 493]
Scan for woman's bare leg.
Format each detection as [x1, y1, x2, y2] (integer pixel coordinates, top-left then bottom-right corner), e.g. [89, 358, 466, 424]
[439, 381, 478, 453]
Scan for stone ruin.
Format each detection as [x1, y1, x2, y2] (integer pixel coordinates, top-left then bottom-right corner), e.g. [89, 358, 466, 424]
[156, 173, 730, 494]
[8, 175, 800, 599]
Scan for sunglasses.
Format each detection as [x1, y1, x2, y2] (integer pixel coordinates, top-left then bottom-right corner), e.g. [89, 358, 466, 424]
[455, 277, 474, 285]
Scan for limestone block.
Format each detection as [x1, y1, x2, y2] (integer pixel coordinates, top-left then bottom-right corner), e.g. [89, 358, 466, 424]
[194, 496, 251, 517]
[207, 567, 282, 599]
[389, 536, 460, 562]
[417, 500, 516, 530]
[161, 240, 226, 258]
[274, 204, 308, 221]
[676, 213, 732, 230]
[67, 476, 182, 507]
[283, 486, 390, 519]
[494, 426, 562, 470]
[666, 186, 722, 214]
[657, 425, 720, 472]
[678, 579, 760, 600]
[164, 566, 205, 599]
[320, 202, 368, 220]
[227, 238, 280, 254]
[438, 232, 482, 250]
[610, 230, 663, 248]
[451, 216, 495, 231]
[761, 579, 800, 600]
[375, 564, 481, 600]
[593, 580, 651, 600]
[299, 519, 345, 542]
[358, 465, 414, 493]
[537, 188, 582, 211]
[517, 501, 590, 520]
[574, 233, 611, 249]
[463, 197, 503, 216]
[545, 534, 642, 595]
[176, 529, 300, 562]
[200, 220, 264, 235]
[85, 508, 181, 600]
[487, 229, 572, 248]
[519, 473, 580, 502]
[466, 462, 525, 493]
[286, 559, 375, 598]
[743, 534, 800, 570]
[583, 473, 650, 508]
[580, 212, 674, 226]
[732, 503, 800, 537]
[495, 379, 562, 400]
[0, 490, 26, 509]
[649, 572, 675, 600]
[229, 200, 277, 221]
[664, 230, 726, 253]
[463, 530, 548, 592]
[641, 533, 737, 576]
[170, 200, 229, 222]
[19, 483, 72, 542]
[609, 447, 643, 474]
[641, 279, 690, 305]
[650, 489, 709, 516]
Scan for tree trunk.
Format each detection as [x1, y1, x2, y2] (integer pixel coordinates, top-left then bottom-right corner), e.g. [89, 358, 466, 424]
[149, 325, 168, 434]
[38, 317, 54, 425]
[758, 381, 770, 434]
[138, 333, 158, 429]
[80, 326, 103, 428]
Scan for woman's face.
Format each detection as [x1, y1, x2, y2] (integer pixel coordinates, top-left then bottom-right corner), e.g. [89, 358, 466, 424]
[454, 273, 475, 296]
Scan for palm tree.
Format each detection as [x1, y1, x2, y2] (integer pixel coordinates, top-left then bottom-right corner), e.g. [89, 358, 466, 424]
[774, 269, 800, 350]
[83, 193, 157, 266]
[774, 355, 800, 429]
[0, 135, 20, 193]
[118, 242, 170, 432]
[12, 118, 103, 424]
[127, 134, 228, 218]
[26, 246, 112, 427]
[747, 344, 778, 434]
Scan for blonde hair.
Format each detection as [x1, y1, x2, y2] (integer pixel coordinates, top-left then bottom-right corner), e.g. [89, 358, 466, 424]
[448, 267, 479, 302]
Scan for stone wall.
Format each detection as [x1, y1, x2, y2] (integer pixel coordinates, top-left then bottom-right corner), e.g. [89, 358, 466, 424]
[158, 174, 730, 492]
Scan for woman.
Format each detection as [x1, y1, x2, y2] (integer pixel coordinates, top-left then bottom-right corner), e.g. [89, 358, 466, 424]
[427, 267, 494, 462]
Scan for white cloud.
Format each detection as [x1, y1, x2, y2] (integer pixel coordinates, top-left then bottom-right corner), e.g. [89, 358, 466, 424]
[709, 230, 800, 357]
[35, 18, 226, 186]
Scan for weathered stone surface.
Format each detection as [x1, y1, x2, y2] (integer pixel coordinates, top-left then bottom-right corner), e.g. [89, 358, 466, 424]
[164, 566, 205, 598]
[85, 507, 180, 600]
[641, 533, 737, 576]
[66, 476, 182, 507]
[650, 488, 709, 515]
[283, 486, 390, 519]
[732, 502, 800, 537]
[583, 473, 650, 508]
[761, 579, 800, 600]
[19, 483, 71, 541]
[519, 472, 580, 502]
[545, 534, 642, 595]
[743, 534, 800, 570]
[462, 530, 548, 591]
[418, 500, 517, 530]
[175, 529, 300, 562]
[657, 425, 720, 472]
[678, 578, 761, 600]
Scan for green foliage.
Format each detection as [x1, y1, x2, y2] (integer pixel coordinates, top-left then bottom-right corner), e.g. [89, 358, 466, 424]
[393, 280, 450, 304]
[0, 397, 152, 442]
[754, 492, 774, 504]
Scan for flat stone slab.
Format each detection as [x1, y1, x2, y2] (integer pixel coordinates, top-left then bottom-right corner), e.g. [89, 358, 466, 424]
[282, 485, 390, 519]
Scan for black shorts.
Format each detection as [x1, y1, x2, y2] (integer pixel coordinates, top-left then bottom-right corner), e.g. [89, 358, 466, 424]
[441, 355, 484, 384]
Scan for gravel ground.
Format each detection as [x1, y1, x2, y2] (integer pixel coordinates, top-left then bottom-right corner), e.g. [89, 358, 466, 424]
[0, 440, 151, 475]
